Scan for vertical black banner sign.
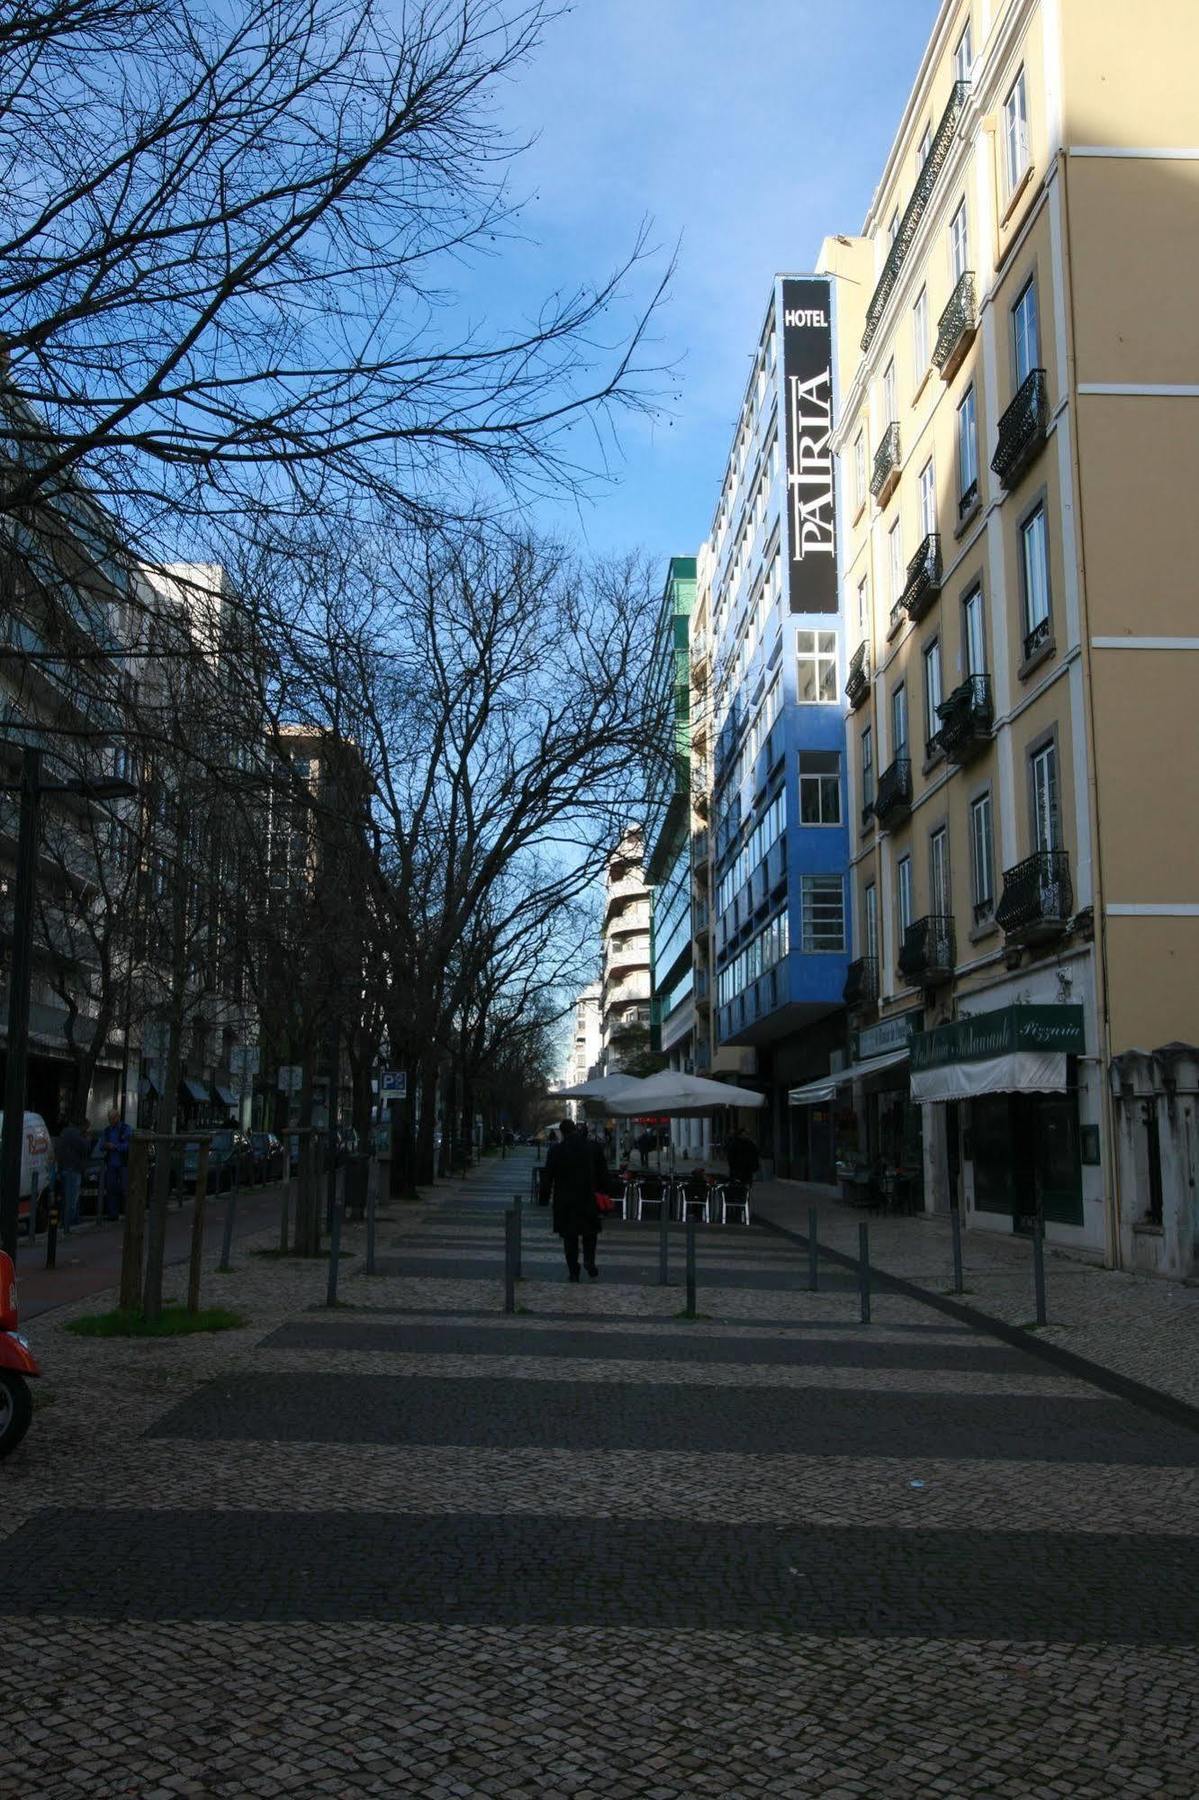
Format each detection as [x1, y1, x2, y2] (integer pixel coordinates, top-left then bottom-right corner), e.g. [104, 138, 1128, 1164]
[782, 277, 836, 613]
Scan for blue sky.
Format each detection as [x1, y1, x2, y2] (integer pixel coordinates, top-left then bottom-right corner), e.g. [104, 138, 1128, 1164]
[475, 0, 938, 564]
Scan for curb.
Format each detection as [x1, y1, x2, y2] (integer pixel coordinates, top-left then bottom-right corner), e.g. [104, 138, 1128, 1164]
[758, 1207, 1199, 1440]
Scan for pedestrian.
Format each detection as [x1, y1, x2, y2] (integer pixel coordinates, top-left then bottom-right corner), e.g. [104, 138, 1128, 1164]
[725, 1123, 761, 1189]
[543, 1116, 612, 1282]
[99, 1107, 133, 1221]
[635, 1128, 655, 1170]
[53, 1116, 91, 1233]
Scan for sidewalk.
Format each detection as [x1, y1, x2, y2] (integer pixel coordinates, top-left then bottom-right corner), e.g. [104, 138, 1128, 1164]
[756, 1177, 1199, 1411]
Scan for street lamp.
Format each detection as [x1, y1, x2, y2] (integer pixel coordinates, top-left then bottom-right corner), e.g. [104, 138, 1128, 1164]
[0, 744, 138, 1257]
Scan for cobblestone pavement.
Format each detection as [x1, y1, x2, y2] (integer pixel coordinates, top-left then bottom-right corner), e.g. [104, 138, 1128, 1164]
[2, 1149, 1199, 1796]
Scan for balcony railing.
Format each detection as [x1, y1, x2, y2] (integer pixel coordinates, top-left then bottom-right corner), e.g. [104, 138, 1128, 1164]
[845, 641, 871, 709]
[843, 955, 879, 1011]
[957, 476, 979, 522]
[991, 368, 1048, 489]
[873, 757, 912, 829]
[692, 899, 710, 936]
[898, 914, 956, 986]
[870, 421, 901, 503]
[935, 673, 993, 763]
[861, 80, 970, 353]
[900, 533, 942, 622]
[694, 966, 711, 1003]
[1023, 615, 1052, 665]
[994, 849, 1073, 943]
[933, 271, 977, 380]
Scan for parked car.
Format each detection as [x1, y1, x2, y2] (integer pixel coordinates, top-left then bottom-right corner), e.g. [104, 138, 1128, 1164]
[249, 1131, 285, 1184]
[182, 1129, 255, 1193]
[0, 1112, 54, 1234]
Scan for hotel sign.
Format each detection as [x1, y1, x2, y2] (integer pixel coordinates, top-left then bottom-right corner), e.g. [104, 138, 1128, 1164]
[782, 276, 836, 614]
[911, 1004, 1085, 1073]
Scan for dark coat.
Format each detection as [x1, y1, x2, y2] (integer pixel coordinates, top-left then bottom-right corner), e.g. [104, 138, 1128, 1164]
[726, 1134, 760, 1184]
[544, 1135, 611, 1238]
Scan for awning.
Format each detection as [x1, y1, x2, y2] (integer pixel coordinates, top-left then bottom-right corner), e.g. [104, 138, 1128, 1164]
[213, 1085, 239, 1108]
[180, 1078, 209, 1104]
[912, 1050, 1068, 1103]
[789, 1046, 909, 1105]
[139, 1073, 161, 1099]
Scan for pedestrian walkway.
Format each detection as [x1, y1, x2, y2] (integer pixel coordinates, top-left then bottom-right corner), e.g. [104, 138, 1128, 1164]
[2, 1148, 1198, 1796]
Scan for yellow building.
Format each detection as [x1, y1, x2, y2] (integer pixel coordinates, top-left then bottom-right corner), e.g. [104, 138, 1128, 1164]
[831, 0, 1199, 1272]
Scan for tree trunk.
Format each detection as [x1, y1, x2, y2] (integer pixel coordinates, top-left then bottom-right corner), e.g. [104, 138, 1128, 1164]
[142, 993, 184, 1320]
[460, 1070, 474, 1174]
[413, 1046, 439, 1187]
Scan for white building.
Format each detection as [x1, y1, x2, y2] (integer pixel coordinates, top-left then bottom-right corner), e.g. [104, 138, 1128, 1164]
[600, 829, 652, 1075]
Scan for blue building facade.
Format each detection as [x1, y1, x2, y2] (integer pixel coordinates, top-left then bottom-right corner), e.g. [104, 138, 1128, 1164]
[708, 276, 851, 1178]
[645, 558, 697, 1080]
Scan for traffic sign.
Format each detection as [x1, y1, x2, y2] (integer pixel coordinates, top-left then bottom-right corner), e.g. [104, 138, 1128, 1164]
[380, 1070, 407, 1099]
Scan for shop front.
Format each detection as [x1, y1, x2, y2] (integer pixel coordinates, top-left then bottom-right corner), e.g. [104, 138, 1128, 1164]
[789, 1009, 924, 1206]
[911, 1003, 1086, 1236]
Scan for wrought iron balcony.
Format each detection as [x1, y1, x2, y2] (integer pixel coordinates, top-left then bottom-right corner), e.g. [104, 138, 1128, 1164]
[957, 476, 979, 522]
[991, 368, 1048, 489]
[933, 271, 977, 380]
[843, 955, 879, 1011]
[873, 757, 912, 829]
[845, 641, 871, 709]
[994, 849, 1073, 944]
[870, 421, 901, 504]
[861, 80, 970, 353]
[935, 673, 993, 763]
[900, 533, 942, 622]
[898, 914, 956, 986]
[861, 794, 876, 830]
[1023, 615, 1052, 665]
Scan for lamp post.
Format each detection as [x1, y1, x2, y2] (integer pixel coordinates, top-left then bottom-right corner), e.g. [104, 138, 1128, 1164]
[0, 747, 137, 1258]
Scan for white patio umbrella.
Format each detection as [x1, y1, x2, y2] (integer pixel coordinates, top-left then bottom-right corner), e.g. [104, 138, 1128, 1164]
[604, 1070, 765, 1115]
[553, 1072, 649, 1102]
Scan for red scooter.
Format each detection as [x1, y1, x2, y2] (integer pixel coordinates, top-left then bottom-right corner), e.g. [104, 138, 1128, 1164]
[0, 1250, 40, 1457]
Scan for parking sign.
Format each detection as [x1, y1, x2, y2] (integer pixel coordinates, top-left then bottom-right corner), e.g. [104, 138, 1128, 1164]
[380, 1070, 407, 1100]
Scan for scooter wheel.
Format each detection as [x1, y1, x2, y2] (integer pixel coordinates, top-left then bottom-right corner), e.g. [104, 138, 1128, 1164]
[0, 1369, 33, 1458]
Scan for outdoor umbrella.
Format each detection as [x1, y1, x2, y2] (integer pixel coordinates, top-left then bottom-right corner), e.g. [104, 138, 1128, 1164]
[553, 1072, 649, 1102]
[604, 1070, 765, 1115]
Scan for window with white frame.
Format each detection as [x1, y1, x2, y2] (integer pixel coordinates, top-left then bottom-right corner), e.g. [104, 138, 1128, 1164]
[919, 458, 936, 538]
[954, 17, 973, 85]
[888, 209, 900, 245]
[883, 358, 897, 424]
[892, 681, 909, 759]
[957, 385, 979, 509]
[801, 875, 845, 952]
[857, 575, 869, 633]
[864, 881, 879, 962]
[1013, 278, 1040, 387]
[861, 724, 875, 809]
[964, 584, 986, 676]
[1003, 67, 1030, 195]
[916, 122, 931, 170]
[923, 637, 942, 752]
[950, 200, 969, 283]
[888, 519, 903, 608]
[930, 826, 950, 916]
[796, 629, 837, 702]
[897, 854, 913, 937]
[970, 790, 994, 915]
[913, 286, 930, 374]
[799, 751, 841, 825]
[853, 430, 866, 509]
[1021, 505, 1051, 647]
[1032, 741, 1060, 852]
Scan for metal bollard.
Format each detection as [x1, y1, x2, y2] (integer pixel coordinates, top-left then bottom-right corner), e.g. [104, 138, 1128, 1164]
[513, 1194, 523, 1279]
[1032, 1211, 1047, 1326]
[503, 1209, 516, 1313]
[858, 1222, 871, 1325]
[807, 1206, 819, 1292]
[658, 1186, 669, 1287]
[366, 1176, 377, 1276]
[45, 1203, 58, 1270]
[219, 1173, 239, 1273]
[326, 1183, 342, 1307]
[685, 1216, 697, 1316]
[951, 1206, 964, 1294]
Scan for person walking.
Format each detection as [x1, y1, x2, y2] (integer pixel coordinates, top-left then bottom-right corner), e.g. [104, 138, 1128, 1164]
[543, 1117, 612, 1281]
[53, 1116, 91, 1233]
[99, 1107, 133, 1221]
[725, 1124, 761, 1188]
[635, 1128, 655, 1170]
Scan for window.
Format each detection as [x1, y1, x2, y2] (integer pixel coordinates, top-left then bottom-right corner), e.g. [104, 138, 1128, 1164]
[964, 585, 986, 676]
[888, 520, 904, 608]
[919, 458, 936, 538]
[801, 875, 845, 952]
[892, 683, 909, 759]
[916, 123, 931, 170]
[888, 209, 900, 245]
[954, 18, 974, 85]
[861, 724, 875, 810]
[923, 637, 943, 752]
[800, 751, 841, 825]
[1013, 278, 1040, 387]
[913, 286, 930, 373]
[930, 827, 950, 915]
[957, 385, 979, 511]
[796, 630, 837, 702]
[864, 882, 879, 962]
[970, 791, 994, 918]
[1003, 68, 1030, 196]
[883, 359, 897, 423]
[1032, 741, 1060, 852]
[853, 430, 866, 508]
[1020, 504, 1051, 654]
[949, 200, 969, 283]
[857, 575, 869, 633]
[897, 854, 913, 937]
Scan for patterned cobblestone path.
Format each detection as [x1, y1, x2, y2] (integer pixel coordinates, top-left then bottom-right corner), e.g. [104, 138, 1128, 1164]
[3, 1149, 1199, 1797]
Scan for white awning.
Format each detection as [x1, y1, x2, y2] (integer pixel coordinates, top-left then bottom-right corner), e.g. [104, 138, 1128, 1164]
[787, 1079, 837, 1106]
[789, 1046, 909, 1106]
[911, 1049, 1068, 1105]
[847, 1046, 910, 1085]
